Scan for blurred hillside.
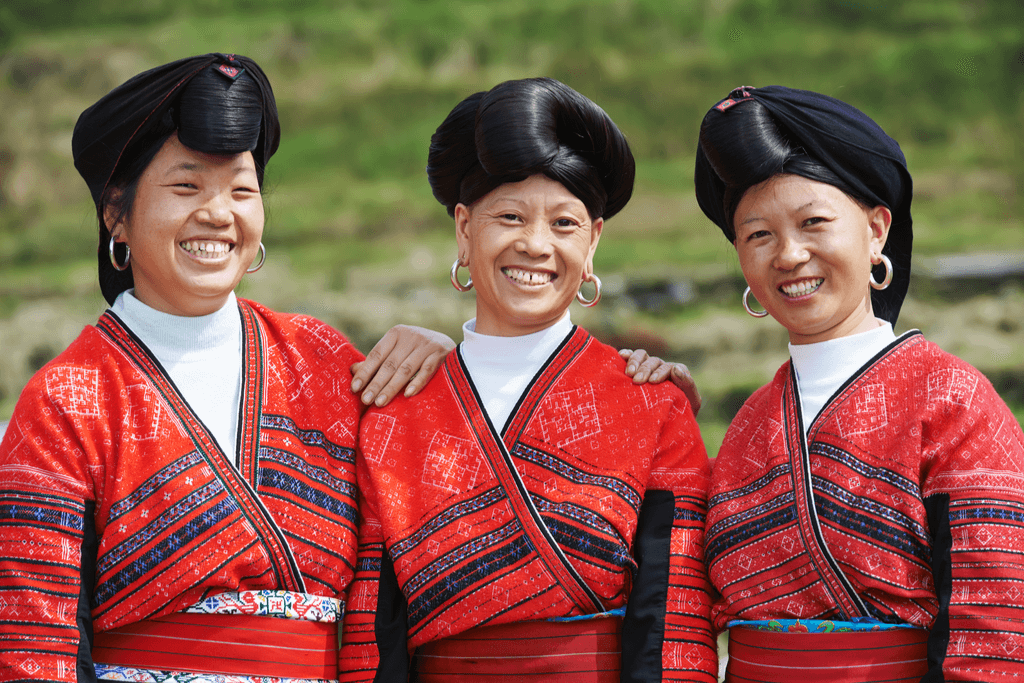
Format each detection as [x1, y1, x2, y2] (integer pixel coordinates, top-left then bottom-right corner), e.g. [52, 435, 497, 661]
[1, 0, 1022, 450]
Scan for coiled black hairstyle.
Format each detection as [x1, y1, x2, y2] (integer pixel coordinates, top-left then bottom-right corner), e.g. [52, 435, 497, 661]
[698, 100, 874, 241]
[694, 85, 913, 325]
[427, 77, 635, 221]
[72, 53, 279, 304]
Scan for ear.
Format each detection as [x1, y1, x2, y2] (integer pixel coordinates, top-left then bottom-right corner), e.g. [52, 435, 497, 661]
[584, 217, 604, 277]
[454, 203, 472, 266]
[103, 190, 127, 242]
[867, 205, 892, 262]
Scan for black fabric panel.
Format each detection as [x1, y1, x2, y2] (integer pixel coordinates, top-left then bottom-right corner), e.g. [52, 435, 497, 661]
[77, 500, 98, 683]
[922, 493, 951, 683]
[621, 489, 674, 683]
[375, 550, 410, 683]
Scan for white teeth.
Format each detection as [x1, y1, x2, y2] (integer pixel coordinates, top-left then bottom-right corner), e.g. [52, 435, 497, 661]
[503, 267, 553, 286]
[780, 278, 823, 297]
[181, 240, 231, 257]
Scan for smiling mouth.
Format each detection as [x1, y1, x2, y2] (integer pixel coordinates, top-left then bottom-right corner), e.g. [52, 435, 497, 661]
[503, 267, 554, 286]
[780, 278, 823, 297]
[180, 240, 233, 258]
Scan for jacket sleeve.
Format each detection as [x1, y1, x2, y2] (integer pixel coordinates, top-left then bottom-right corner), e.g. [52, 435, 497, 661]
[0, 367, 98, 683]
[921, 366, 1024, 682]
[339, 474, 409, 682]
[622, 392, 717, 683]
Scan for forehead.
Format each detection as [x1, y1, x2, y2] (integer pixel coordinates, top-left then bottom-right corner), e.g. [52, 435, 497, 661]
[476, 174, 586, 210]
[737, 174, 853, 216]
[147, 134, 257, 175]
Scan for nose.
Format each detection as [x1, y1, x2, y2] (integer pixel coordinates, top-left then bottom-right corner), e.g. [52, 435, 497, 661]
[516, 220, 554, 258]
[197, 191, 233, 227]
[773, 233, 810, 270]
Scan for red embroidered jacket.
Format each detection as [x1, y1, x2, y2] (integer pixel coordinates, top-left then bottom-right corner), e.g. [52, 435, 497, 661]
[341, 326, 717, 682]
[0, 300, 363, 682]
[707, 331, 1024, 682]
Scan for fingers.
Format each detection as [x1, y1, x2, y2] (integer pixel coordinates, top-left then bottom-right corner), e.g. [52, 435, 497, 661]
[630, 354, 667, 384]
[352, 325, 455, 406]
[402, 350, 445, 398]
[351, 328, 399, 396]
[671, 364, 702, 415]
[622, 349, 649, 377]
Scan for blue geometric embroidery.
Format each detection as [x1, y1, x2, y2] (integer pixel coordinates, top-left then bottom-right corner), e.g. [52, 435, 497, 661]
[513, 443, 642, 512]
[261, 414, 355, 465]
[390, 487, 506, 559]
[108, 452, 204, 522]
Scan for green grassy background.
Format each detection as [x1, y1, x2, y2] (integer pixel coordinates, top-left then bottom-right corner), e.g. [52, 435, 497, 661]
[1, 0, 1022, 452]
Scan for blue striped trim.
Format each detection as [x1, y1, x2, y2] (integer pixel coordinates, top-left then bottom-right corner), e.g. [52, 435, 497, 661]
[407, 535, 534, 628]
[390, 487, 506, 559]
[261, 414, 356, 465]
[513, 443, 642, 511]
[95, 498, 237, 605]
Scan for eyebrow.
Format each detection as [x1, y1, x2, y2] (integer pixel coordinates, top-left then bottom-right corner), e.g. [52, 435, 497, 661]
[165, 162, 205, 175]
[739, 200, 826, 225]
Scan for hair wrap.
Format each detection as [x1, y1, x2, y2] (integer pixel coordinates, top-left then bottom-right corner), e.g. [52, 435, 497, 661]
[72, 53, 279, 304]
[427, 78, 634, 220]
[694, 85, 913, 325]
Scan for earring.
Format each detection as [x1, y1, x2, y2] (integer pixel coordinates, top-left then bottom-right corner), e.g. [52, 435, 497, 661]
[870, 253, 892, 290]
[450, 258, 473, 292]
[246, 242, 267, 273]
[576, 273, 602, 307]
[109, 235, 131, 271]
[742, 286, 769, 318]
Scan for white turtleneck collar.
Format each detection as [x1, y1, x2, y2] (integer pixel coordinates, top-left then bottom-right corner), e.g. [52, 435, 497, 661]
[460, 312, 574, 434]
[111, 291, 243, 462]
[788, 320, 896, 435]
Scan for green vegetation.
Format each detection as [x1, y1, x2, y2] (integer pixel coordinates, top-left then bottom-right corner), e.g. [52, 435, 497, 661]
[1, 0, 1022, 450]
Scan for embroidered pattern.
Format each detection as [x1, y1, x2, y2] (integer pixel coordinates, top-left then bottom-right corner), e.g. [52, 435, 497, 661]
[707, 333, 1024, 680]
[185, 590, 342, 622]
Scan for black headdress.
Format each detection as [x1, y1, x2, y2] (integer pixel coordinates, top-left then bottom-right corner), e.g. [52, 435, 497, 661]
[427, 77, 635, 221]
[694, 85, 913, 325]
[72, 53, 280, 304]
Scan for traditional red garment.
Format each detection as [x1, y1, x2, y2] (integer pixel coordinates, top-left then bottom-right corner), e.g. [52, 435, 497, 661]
[0, 300, 363, 682]
[707, 331, 1024, 682]
[340, 326, 717, 682]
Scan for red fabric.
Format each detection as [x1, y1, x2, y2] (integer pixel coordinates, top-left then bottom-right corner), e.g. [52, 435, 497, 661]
[92, 613, 337, 679]
[342, 328, 716, 682]
[412, 617, 621, 682]
[707, 332, 1024, 682]
[725, 627, 928, 682]
[0, 300, 363, 682]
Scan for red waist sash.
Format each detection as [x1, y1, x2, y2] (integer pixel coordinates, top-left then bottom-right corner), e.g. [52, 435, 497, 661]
[725, 626, 929, 683]
[412, 616, 622, 682]
[92, 612, 338, 679]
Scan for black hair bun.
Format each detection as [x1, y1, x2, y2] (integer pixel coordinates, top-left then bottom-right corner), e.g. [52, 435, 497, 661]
[427, 77, 634, 220]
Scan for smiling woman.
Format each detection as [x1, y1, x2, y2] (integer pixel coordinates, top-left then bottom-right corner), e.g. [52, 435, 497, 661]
[0, 53, 454, 683]
[108, 134, 265, 317]
[693, 85, 1024, 682]
[340, 78, 716, 683]
[453, 174, 602, 337]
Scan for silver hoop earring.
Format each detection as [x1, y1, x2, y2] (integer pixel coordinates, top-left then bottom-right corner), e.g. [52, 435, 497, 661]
[109, 235, 130, 271]
[450, 259, 473, 292]
[743, 286, 769, 318]
[870, 253, 892, 290]
[576, 273, 602, 307]
[247, 242, 266, 273]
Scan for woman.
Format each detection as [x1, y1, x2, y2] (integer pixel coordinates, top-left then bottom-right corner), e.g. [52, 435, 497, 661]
[0, 53, 453, 682]
[340, 78, 717, 683]
[694, 85, 1024, 681]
